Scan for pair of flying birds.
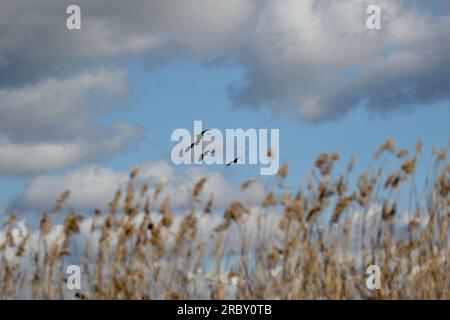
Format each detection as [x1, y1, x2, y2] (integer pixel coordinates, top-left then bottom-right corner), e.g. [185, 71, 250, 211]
[183, 129, 240, 166]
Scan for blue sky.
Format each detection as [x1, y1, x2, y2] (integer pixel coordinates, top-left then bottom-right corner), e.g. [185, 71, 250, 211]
[0, 1, 449, 220]
[1, 58, 448, 216]
[107, 59, 449, 178]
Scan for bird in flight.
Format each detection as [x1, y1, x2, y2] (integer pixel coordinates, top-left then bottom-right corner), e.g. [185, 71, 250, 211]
[200, 129, 211, 136]
[199, 149, 210, 162]
[226, 157, 241, 166]
[185, 141, 196, 153]
[184, 129, 211, 153]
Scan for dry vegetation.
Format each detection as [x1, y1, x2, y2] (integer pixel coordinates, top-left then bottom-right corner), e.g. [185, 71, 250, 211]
[0, 140, 448, 299]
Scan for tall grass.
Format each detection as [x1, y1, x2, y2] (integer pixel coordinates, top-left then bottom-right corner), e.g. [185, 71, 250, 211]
[0, 140, 448, 299]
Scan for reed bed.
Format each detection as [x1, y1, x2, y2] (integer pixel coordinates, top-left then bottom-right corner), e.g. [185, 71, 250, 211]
[0, 140, 448, 299]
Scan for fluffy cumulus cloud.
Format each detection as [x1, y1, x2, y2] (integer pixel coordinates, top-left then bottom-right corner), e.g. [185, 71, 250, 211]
[1, 1, 449, 117]
[1, 0, 449, 175]
[0, 68, 144, 175]
[10, 161, 267, 214]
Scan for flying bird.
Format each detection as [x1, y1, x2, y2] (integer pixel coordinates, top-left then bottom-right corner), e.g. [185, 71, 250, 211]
[184, 142, 196, 153]
[199, 149, 210, 162]
[199, 148, 216, 162]
[226, 157, 241, 166]
[184, 129, 211, 153]
[200, 129, 211, 136]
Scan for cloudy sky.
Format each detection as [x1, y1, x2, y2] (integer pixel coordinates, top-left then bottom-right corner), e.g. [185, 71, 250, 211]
[0, 0, 449, 221]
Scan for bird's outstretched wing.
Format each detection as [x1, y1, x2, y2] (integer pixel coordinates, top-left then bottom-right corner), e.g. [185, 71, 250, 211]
[184, 142, 196, 153]
[201, 129, 211, 135]
[199, 149, 211, 162]
[194, 134, 202, 145]
[184, 129, 212, 154]
[226, 157, 241, 166]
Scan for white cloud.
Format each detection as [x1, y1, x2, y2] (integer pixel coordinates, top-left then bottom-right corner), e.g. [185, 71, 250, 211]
[0, 69, 144, 175]
[1, 0, 448, 122]
[0, 0, 449, 176]
[11, 161, 267, 213]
